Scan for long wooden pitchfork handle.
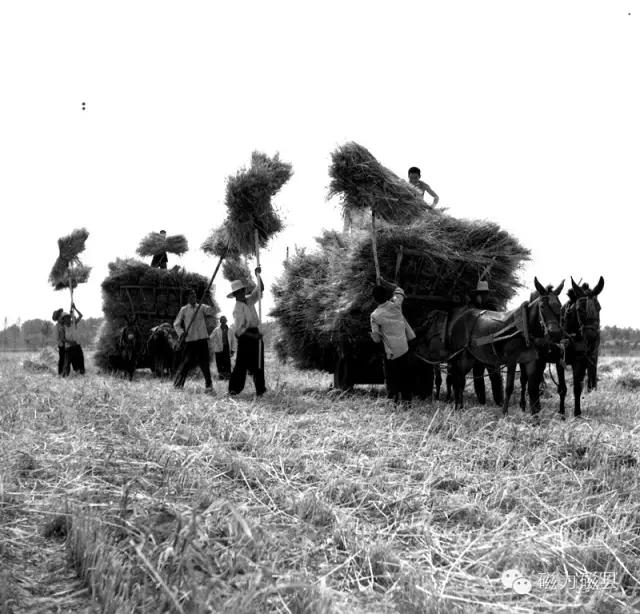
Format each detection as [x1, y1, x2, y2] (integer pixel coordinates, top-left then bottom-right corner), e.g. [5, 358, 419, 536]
[180, 243, 229, 349]
[255, 229, 263, 371]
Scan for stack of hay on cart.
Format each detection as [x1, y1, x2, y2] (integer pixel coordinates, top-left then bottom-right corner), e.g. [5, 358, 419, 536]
[94, 258, 218, 373]
[271, 143, 530, 383]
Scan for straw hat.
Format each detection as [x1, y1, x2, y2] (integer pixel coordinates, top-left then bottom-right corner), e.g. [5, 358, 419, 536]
[475, 280, 490, 293]
[227, 280, 247, 299]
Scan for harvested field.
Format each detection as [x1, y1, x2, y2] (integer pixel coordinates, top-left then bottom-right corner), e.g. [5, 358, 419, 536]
[1, 353, 640, 613]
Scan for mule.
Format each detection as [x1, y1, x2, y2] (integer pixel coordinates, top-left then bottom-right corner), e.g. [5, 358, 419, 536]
[556, 277, 604, 418]
[416, 278, 564, 414]
[147, 322, 180, 378]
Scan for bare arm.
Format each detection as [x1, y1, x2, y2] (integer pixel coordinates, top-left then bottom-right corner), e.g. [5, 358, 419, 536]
[370, 314, 382, 344]
[71, 303, 83, 324]
[423, 183, 439, 205]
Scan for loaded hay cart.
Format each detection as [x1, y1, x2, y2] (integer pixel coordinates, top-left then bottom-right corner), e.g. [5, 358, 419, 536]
[94, 258, 219, 374]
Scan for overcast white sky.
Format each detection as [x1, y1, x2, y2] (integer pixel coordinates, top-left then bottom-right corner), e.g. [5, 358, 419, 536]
[0, 1, 637, 329]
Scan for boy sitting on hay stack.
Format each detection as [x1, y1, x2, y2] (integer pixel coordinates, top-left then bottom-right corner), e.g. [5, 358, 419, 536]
[370, 280, 416, 403]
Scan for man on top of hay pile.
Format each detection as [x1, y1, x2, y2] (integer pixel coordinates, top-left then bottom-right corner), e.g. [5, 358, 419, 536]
[173, 290, 217, 392]
[370, 279, 416, 403]
[150, 230, 169, 269]
[408, 166, 439, 207]
[228, 267, 266, 397]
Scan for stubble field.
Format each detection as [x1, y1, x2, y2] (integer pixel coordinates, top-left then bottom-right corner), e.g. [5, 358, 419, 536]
[1, 351, 640, 613]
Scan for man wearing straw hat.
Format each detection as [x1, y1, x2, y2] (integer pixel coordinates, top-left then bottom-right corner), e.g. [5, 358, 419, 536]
[173, 290, 216, 392]
[370, 280, 416, 403]
[228, 267, 266, 397]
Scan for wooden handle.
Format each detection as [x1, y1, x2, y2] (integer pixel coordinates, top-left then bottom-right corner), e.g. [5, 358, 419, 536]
[254, 229, 263, 370]
[371, 211, 381, 285]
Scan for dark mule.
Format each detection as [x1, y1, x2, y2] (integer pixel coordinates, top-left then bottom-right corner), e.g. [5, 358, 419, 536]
[426, 278, 564, 414]
[147, 323, 180, 378]
[556, 277, 604, 418]
[439, 364, 503, 406]
[117, 316, 143, 381]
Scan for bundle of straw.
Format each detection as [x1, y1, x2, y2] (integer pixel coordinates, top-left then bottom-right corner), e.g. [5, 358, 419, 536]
[329, 142, 426, 224]
[49, 228, 91, 298]
[224, 151, 292, 255]
[136, 233, 189, 257]
[52, 263, 92, 290]
[222, 257, 255, 290]
[201, 223, 240, 259]
[57, 228, 90, 262]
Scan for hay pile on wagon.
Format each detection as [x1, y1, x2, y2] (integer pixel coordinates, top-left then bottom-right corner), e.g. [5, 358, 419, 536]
[271, 143, 530, 378]
[94, 259, 218, 372]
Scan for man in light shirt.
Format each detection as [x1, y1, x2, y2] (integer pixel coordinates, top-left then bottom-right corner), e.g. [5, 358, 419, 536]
[210, 315, 236, 380]
[228, 267, 266, 396]
[173, 289, 217, 392]
[61, 304, 85, 376]
[370, 280, 416, 403]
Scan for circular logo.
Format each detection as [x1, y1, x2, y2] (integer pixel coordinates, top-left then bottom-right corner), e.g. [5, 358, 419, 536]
[501, 569, 522, 589]
[512, 577, 532, 594]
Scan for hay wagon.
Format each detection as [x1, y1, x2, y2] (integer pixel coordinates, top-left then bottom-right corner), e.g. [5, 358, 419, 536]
[95, 260, 218, 374]
[332, 245, 460, 390]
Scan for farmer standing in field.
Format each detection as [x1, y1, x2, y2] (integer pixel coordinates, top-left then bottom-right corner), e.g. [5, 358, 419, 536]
[150, 230, 169, 269]
[210, 315, 236, 380]
[61, 304, 85, 376]
[228, 267, 266, 397]
[408, 166, 439, 208]
[370, 279, 416, 403]
[173, 290, 217, 392]
[52, 308, 65, 375]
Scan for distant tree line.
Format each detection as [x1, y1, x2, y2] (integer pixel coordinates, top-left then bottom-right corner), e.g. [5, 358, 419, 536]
[0, 317, 104, 351]
[600, 326, 640, 356]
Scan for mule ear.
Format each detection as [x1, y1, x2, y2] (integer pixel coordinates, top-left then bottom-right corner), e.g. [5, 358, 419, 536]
[571, 277, 581, 294]
[534, 277, 546, 296]
[592, 276, 604, 296]
[553, 279, 565, 295]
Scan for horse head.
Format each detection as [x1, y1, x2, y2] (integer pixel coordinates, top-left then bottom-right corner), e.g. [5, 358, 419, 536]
[531, 277, 564, 343]
[570, 276, 603, 346]
[120, 316, 141, 361]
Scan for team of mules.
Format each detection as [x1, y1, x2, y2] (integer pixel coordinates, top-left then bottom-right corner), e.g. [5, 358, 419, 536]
[414, 276, 604, 419]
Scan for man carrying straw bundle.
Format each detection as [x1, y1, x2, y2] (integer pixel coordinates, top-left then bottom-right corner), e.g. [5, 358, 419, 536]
[173, 290, 217, 392]
[150, 230, 169, 269]
[370, 279, 416, 403]
[228, 267, 265, 397]
[61, 304, 85, 376]
[52, 308, 65, 375]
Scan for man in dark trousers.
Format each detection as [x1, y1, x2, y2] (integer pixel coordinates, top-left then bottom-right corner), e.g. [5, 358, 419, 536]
[151, 230, 169, 269]
[210, 315, 236, 380]
[173, 290, 216, 392]
[228, 267, 265, 397]
[61, 304, 85, 376]
[469, 280, 504, 406]
[52, 308, 65, 375]
[370, 279, 416, 403]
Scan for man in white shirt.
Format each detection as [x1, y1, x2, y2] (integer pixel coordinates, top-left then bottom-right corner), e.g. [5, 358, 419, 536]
[173, 290, 217, 392]
[210, 315, 236, 380]
[228, 267, 265, 396]
[61, 304, 85, 376]
[370, 281, 416, 402]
